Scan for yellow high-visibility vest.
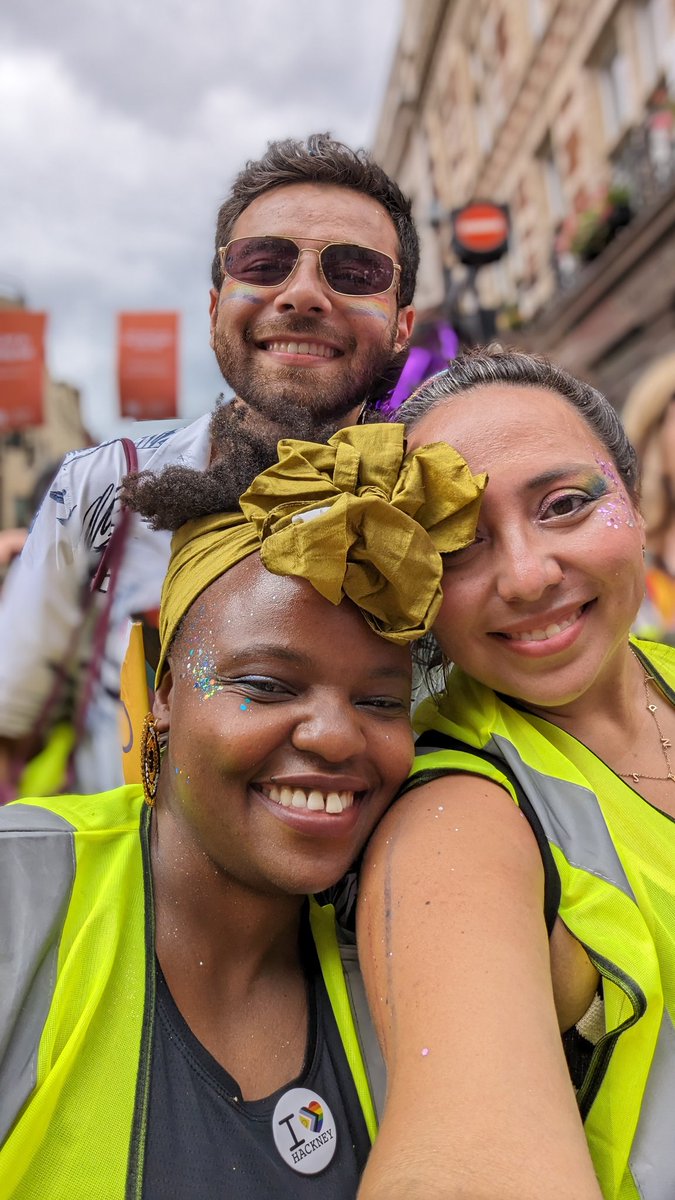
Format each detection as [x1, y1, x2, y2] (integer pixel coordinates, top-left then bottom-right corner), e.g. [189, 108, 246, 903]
[0, 786, 380, 1198]
[407, 637, 675, 1200]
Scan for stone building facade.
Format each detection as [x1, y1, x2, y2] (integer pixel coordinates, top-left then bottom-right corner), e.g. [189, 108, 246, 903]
[375, 0, 675, 406]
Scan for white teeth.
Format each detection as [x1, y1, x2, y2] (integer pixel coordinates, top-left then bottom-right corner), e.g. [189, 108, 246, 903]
[264, 341, 336, 358]
[261, 785, 355, 814]
[506, 610, 580, 642]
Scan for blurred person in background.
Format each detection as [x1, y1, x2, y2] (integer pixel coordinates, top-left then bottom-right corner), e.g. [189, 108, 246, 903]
[0, 132, 418, 796]
[622, 352, 675, 643]
[0, 462, 64, 590]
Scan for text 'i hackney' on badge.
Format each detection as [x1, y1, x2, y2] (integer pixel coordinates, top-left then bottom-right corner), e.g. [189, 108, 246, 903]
[272, 1088, 337, 1175]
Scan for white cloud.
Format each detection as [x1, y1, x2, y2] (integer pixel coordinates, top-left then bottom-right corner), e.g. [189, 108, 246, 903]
[0, 0, 401, 437]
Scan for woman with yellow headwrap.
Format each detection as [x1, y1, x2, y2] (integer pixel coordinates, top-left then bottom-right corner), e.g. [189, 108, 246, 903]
[0, 424, 484, 1200]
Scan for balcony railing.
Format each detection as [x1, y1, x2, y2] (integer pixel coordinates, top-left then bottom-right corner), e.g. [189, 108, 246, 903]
[549, 101, 675, 293]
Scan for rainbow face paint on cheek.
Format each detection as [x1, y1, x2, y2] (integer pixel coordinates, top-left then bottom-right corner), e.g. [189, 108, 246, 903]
[219, 280, 266, 305]
[344, 295, 392, 324]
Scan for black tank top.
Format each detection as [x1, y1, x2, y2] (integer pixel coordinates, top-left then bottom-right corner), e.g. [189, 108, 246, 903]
[142, 919, 370, 1198]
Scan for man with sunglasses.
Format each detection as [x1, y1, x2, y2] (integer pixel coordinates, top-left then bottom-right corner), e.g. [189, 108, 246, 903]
[0, 132, 418, 795]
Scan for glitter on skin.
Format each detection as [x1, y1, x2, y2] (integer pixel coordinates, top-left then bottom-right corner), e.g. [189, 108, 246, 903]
[185, 643, 223, 700]
[595, 460, 636, 529]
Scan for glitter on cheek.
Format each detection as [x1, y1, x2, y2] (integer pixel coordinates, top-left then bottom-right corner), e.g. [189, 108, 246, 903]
[184, 642, 224, 700]
[597, 500, 622, 529]
[595, 460, 636, 529]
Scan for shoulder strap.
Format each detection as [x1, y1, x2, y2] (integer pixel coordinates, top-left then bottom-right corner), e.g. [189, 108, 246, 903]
[89, 437, 138, 594]
[337, 939, 387, 1123]
[73, 438, 139, 744]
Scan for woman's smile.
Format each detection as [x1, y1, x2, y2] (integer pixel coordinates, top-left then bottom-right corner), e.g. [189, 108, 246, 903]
[408, 384, 646, 711]
[156, 556, 413, 896]
[489, 601, 593, 656]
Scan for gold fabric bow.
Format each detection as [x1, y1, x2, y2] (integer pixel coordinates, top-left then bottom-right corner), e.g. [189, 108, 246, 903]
[157, 424, 485, 680]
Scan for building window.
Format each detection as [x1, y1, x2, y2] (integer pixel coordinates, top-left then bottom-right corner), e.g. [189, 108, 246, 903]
[528, 0, 548, 41]
[593, 26, 632, 144]
[634, 0, 666, 89]
[470, 48, 493, 154]
[564, 128, 580, 175]
[537, 134, 565, 222]
[496, 12, 508, 60]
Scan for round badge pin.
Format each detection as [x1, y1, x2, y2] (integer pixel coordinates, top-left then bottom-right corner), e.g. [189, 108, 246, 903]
[272, 1087, 337, 1175]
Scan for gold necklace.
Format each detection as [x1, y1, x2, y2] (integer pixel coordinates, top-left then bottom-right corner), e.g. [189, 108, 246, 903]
[618, 662, 675, 784]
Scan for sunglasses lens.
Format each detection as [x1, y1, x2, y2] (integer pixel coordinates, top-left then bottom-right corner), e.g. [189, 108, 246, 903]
[321, 244, 395, 295]
[224, 237, 298, 286]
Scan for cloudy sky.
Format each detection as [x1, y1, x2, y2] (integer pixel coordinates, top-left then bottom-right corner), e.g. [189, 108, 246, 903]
[0, 0, 402, 439]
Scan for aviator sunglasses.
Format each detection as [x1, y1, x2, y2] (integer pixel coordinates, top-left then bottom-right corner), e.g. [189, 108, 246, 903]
[218, 236, 401, 298]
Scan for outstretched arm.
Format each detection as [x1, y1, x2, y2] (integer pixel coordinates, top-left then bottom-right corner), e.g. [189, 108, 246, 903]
[357, 774, 602, 1200]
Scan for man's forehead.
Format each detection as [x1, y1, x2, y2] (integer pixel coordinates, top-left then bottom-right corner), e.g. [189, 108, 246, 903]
[229, 182, 399, 254]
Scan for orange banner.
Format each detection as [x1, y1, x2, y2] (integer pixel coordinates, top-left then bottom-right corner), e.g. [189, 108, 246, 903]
[117, 312, 178, 420]
[0, 311, 47, 431]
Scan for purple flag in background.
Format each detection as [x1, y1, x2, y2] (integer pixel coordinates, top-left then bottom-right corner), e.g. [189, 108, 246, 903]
[377, 323, 459, 417]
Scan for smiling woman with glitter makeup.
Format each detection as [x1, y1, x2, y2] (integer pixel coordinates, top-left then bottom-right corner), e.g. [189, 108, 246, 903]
[358, 350, 675, 1200]
[0, 423, 485, 1200]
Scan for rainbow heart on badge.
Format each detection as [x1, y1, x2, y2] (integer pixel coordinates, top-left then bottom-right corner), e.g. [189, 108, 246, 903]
[298, 1100, 324, 1133]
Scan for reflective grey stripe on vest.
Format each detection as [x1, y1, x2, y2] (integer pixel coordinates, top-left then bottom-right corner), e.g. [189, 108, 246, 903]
[490, 735, 635, 900]
[0, 804, 76, 1144]
[338, 941, 386, 1121]
[630, 1007, 675, 1197]
[488, 736, 675, 1194]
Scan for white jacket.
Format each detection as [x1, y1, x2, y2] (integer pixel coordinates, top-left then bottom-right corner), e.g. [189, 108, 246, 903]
[0, 415, 211, 792]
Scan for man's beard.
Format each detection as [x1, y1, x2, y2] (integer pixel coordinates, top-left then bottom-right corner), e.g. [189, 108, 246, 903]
[208, 397, 340, 498]
[121, 319, 407, 529]
[211, 314, 402, 441]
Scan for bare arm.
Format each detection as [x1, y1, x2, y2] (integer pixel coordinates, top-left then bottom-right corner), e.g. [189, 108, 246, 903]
[357, 775, 602, 1200]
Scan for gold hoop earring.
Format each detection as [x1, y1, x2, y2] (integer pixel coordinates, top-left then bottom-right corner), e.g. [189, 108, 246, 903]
[141, 713, 161, 807]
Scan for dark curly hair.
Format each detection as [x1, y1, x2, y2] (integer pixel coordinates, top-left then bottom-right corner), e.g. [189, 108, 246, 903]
[120, 397, 339, 531]
[210, 132, 419, 308]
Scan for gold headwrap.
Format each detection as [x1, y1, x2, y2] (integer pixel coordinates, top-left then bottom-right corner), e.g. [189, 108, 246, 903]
[156, 423, 486, 681]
